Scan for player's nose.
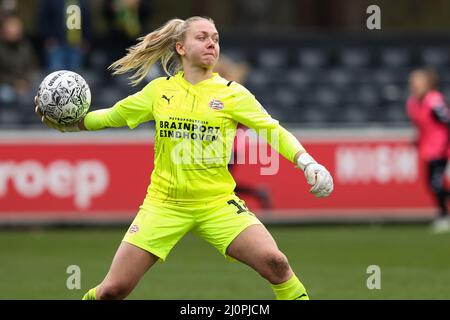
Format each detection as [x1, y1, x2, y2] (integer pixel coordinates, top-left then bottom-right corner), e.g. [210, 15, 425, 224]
[206, 38, 215, 48]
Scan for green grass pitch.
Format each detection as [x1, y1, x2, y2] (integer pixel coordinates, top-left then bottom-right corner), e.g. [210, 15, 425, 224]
[0, 225, 449, 299]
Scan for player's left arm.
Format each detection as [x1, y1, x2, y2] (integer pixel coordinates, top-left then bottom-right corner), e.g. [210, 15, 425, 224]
[229, 87, 333, 198]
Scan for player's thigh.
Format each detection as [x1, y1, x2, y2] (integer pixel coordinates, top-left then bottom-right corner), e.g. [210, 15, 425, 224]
[123, 202, 195, 262]
[226, 224, 281, 266]
[193, 194, 263, 260]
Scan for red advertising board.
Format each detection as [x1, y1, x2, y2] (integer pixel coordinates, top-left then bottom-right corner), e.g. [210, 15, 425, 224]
[0, 129, 439, 221]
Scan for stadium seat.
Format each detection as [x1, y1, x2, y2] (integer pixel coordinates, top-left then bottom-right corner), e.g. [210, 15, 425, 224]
[302, 104, 329, 123]
[273, 87, 299, 108]
[385, 104, 409, 123]
[256, 49, 288, 69]
[94, 85, 126, 109]
[354, 84, 381, 106]
[89, 50, 110, 73]
[81, 69, 103, 90]
[342, 104, 372, 123]
[373, 68, 403, 85]
[246, 69, 271, 88]
[314, 85, 341, 107]
[255, 90, 277, 108]
[296, 48, 329, 69]
[327, 68, 353, 87]
[0, 108, 23, 127]
[379, 48, 412, 68]
[420, 47, 449, 67]
[380, 84, 407, 104]
[339, 48, 372, 68]
[349, 67, 375, 84]
[221, 48, 248, 63]
[287, 68, 312, 88]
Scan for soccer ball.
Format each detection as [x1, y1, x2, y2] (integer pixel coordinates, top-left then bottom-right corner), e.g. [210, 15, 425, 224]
[37, 70, 91, 125]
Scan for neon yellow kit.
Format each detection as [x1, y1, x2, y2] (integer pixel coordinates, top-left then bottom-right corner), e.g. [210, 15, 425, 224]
[84, 71, 305, 260]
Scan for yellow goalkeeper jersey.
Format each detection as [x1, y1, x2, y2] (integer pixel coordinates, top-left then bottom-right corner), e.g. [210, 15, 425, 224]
[84, 71, 304, 204]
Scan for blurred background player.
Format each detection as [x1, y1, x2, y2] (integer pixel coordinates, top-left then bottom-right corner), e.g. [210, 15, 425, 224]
[406, 68, 450, 233]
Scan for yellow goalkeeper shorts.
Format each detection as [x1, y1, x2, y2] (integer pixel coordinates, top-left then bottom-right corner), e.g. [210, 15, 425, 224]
[122, 193, 262, 262]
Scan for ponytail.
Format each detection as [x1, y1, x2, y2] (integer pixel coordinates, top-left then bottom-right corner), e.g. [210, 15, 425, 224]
[109, 16, 214, 86]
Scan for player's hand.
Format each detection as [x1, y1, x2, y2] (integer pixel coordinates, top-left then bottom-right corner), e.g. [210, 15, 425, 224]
[34, 96, 81, 132]
[296, 152, 334, 198]
[304, 163, 333, 198]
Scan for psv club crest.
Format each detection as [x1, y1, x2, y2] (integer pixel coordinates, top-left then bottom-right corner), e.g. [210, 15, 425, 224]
[129, 225, 139, 234]
[209, 99, 224, 110]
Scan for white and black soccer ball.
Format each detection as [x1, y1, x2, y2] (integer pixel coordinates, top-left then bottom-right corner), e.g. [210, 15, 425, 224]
[37, 70, 91, 125]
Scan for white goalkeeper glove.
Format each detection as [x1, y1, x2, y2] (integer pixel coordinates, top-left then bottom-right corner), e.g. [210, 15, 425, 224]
[34, 96, 81, 132]
[297, 153, 334, 198]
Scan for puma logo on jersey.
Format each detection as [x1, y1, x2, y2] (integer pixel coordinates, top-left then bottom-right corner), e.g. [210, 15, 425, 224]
[162, 95, 174, 104]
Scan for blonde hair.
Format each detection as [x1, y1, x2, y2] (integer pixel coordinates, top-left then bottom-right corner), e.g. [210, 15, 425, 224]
[109, 16, 215, 86]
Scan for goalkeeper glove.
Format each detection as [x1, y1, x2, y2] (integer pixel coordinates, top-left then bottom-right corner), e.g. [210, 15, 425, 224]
[34, 97, 81, 132]
[297, 153, 334, 198]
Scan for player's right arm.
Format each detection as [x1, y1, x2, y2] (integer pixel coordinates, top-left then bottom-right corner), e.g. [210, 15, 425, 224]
[35, 78, 161, 132]
[82, 85, 155, 131]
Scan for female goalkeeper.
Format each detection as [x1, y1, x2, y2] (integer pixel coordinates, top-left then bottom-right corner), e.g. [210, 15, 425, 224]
[35, 16, 333, 300]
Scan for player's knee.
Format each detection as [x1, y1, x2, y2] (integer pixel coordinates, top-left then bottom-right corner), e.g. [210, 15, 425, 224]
[261, 251, 291, 283]
[97, 282, 131, 300]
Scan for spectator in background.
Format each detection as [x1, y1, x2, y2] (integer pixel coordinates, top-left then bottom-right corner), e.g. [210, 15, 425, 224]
[0, 14, 36, 105]
[406, 68, 450, 233]
[213, 54, 249, 84]
[102, 0, 154, 63]
[0, 0, 17, 18]
[37, 0, 92, 71]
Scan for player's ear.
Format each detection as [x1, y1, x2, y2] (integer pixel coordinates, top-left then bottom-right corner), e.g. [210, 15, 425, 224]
[175, 41, 185, 56]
